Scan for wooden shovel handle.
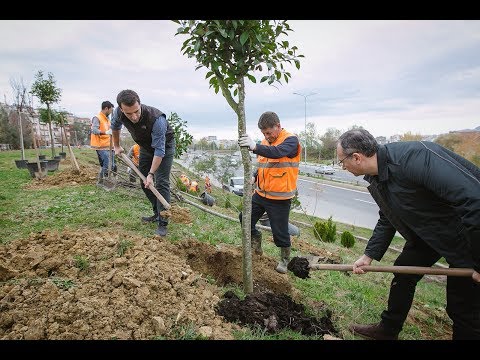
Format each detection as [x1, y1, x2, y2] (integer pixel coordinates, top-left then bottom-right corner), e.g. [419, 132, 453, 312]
[309, 264, 474, 277]
[120, 153, 171, 210]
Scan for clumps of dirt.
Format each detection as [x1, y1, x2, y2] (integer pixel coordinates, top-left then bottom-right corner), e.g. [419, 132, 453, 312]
[23, 165, 98, 190]
[216, 288, 338, 337]
[288, 257, 311, 279]
[0, 229, 241, 340]
[288, 255, 342, 279]
[0, 227, 343, 340]
[160, 205, 192, 224]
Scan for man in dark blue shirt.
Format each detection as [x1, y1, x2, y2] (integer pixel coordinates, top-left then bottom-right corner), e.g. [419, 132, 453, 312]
[111, 89, 175, 237]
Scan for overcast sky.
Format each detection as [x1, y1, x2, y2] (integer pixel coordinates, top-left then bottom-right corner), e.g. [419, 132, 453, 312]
[1, 20, 479, 140]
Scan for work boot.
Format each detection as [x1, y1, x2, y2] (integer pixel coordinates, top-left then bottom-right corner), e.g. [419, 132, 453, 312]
[275, 247, 291, 274]
[155, 224, 167, 237]
[348, 323, 399, 340]
[251, 233, 263, 255]
[141, 214, 159, 223]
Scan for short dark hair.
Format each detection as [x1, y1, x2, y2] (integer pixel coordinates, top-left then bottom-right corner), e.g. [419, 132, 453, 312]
[258, 111, 280, 130]
[338, 128, 379, 157]
[117, 90, 141, 108]
[101, 101, 114, 110]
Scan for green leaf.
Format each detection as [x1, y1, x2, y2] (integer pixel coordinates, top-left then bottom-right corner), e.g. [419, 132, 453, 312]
[240, 32, 249, 46]
[247, 74, 257, 83]
[260, 76, 269, 83]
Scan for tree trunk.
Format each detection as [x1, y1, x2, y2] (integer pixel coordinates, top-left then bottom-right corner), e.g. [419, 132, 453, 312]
[47, 104, 56, 158]
[18, 110, 25, 160]
[237, 78, 253, 294]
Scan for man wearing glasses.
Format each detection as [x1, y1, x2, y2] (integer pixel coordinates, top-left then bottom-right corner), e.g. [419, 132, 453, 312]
[336, 128, 480, 340]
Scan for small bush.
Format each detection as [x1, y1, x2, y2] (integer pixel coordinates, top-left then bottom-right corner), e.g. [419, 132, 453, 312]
[176, 178, 188, 192]
[313, 216, 336, 243]
[340, 231, 355, 248]
[225, 198, 232, 209]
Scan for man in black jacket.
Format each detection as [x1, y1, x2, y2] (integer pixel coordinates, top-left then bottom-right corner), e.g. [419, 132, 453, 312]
[337, 128, 480, 340]
[111, 89, 175, 237]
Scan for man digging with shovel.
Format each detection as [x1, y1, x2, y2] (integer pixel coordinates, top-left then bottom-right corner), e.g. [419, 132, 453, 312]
[337, 128, 480, 340]
[111, 90, 175, 237]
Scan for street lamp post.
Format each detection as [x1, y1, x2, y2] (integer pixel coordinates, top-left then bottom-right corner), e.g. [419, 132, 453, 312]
[293, 92, 317, 165]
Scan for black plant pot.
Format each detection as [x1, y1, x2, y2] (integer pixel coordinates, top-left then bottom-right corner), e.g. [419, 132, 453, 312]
[59, 152, 67, 159]
[53, 155, 62, 161]
[15, 159, 29, 169]
[26, 161, 48, 178]
[45, 159, 60, 172]
[38, 155, 46, 160]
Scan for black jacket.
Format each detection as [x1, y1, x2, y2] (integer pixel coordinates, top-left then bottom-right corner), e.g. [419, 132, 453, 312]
[364, 141, 480, 272]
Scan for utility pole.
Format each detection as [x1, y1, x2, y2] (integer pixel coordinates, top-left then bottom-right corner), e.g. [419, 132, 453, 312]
[293, 92, 317, 165]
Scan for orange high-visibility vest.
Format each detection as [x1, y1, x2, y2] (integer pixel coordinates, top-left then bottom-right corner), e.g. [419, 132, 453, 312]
[255, 129, 301, 200]
[131, 144, 140, 166]
[189, 180, 199, 192]
[180, 174, 190, 187]
[90, 112, 111, 150]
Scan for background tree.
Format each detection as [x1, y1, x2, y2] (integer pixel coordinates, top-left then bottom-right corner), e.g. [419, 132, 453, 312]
[192, 154, 217, 178]
[53, 108, 69, 153]
[175, 20, 303, 293]
[167, 112, 193, 158]
[435, 133, 461, 151]
[10, 76, 33, 160]
[71, 121, 90, 146]
[0, 107, 18, 147]
[214, 155, 238, 188]
[436, 132, 480, 166]
[30, 71, 62, 158]
[194, 137, 210, 152]
[319, 127, 341, 162]
[298, 121, 320, 162]
[400, 131, 423, 141]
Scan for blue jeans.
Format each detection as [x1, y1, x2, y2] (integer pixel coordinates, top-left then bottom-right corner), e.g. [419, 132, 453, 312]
[96, 150, 116, 179]
[138, 141, 175, 226]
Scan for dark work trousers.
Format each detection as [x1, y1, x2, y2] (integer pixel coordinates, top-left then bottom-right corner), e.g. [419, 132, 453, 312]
[380, 238, 480, 339]
[138, 141, 175, 226]
[250, 191, 291, 248]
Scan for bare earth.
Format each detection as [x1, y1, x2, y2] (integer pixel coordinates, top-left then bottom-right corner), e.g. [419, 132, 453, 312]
[0, 162, 451, 341]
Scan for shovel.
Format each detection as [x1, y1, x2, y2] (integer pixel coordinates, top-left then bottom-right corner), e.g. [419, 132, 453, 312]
[119, 152, 171, 210]
[287, 256, 474, 279]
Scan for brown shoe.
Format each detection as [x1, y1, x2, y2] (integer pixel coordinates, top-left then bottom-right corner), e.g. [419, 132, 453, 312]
[348, 323, 398, 340]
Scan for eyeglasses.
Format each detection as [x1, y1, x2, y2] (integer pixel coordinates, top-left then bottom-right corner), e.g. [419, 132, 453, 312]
[337, 153, 353, 166]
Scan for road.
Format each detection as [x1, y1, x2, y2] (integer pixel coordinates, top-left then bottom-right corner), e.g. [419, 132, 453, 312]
[296, 177, 379, 229]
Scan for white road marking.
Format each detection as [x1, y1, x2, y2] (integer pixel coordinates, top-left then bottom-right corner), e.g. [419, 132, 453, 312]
[354, 198, 377, 205]
[300, 178, 368, 194]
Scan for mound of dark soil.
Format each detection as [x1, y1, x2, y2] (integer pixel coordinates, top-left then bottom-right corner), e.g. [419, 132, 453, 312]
[216, 288, 337, 337]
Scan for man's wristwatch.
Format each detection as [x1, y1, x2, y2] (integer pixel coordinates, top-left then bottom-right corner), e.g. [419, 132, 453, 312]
[148, 172, 155, 177]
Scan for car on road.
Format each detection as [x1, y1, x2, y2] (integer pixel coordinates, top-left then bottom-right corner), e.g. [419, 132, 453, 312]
[315, 165, 335, 175]
[223, 176, 244, 196]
